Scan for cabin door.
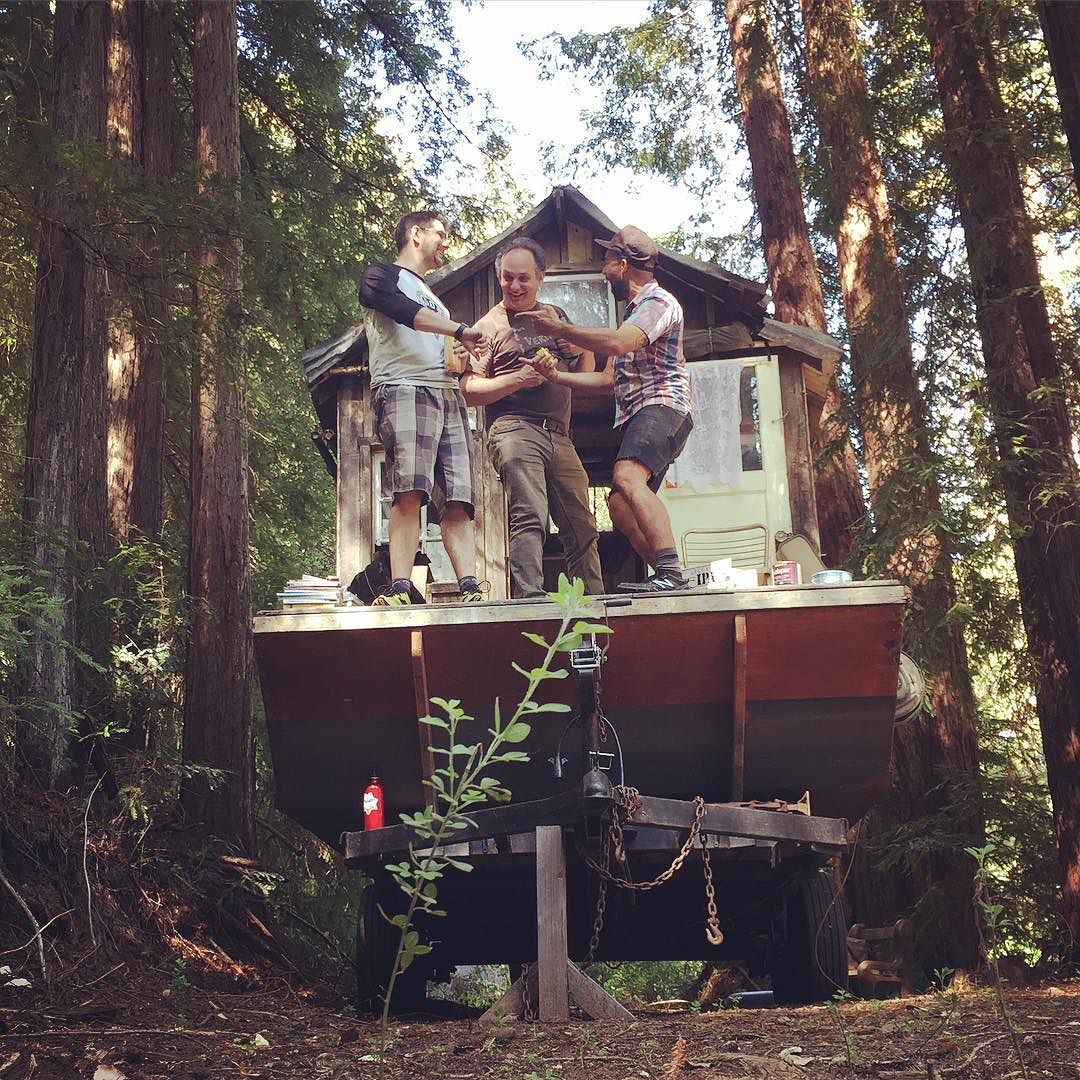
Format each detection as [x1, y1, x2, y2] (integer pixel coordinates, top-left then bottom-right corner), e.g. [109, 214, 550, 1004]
[658, 354, 792, 571]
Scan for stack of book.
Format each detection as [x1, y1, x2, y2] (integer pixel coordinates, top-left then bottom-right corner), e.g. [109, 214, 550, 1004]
[276, 575, 342, 612]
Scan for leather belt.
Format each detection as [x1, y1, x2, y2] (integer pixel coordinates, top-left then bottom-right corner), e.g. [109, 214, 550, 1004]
[525, 416, 567, 436]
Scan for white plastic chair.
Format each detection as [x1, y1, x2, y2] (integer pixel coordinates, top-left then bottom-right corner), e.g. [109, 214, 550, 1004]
[680, 524, 771, 570]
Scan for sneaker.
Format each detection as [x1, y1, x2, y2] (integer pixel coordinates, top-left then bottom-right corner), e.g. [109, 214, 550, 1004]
[459, 580, 489, 603]
[372, 589, 416, 606]
[617, 573, 691, 593]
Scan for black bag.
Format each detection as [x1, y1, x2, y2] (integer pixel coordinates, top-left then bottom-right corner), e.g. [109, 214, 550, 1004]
[347, 546, 426, 605]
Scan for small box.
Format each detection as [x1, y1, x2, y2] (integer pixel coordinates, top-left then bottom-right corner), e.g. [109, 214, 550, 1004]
[428, 582, 462, 604]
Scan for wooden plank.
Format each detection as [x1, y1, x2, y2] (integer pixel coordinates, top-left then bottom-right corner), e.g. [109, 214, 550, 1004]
[343, 790, 583, 862]
[535, 825, 569, 1020]
[778, 354, 820, 551]
[567, 962, 633, 1020]
[478, 440, 509, 600]
[554, 188, 569, 263]
[336, 376, 366, 586]
[566, 220, 593, 263]
[632, 795, 847, 847]
[732, 614, 748, 801]
[410, 631, 436, 810]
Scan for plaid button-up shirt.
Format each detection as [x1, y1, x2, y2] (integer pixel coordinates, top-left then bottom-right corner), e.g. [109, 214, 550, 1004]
[612, 280, 692, 428]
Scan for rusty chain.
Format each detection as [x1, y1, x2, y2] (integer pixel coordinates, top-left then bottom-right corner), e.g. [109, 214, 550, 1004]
[520, 961, 536, 1021]
[583, 829, 610, 964]
[581, 786, 724, 962]
[700, 829, 723, 946]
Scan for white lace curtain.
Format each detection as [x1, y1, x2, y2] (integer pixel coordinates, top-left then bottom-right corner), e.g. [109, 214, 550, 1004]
[669, 362, 743, 491]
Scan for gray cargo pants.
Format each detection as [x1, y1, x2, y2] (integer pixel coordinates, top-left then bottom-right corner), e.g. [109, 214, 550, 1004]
[487, 416, 604, 598]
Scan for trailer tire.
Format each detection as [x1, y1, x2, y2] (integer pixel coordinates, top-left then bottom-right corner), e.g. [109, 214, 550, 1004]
[355, 879, 430, 1015]
[771, 868, 848, 1005]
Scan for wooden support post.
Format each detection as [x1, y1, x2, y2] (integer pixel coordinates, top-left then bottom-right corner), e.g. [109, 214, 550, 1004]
[336, 374, 374, 587]
[535, 825, 570, 1020]
[410, 631, 436, 810]
[479, 825, 632, 1024]
[732, 614, 748, 801]
[567, 962, 632, 1020]
[778, 354, 820, 551]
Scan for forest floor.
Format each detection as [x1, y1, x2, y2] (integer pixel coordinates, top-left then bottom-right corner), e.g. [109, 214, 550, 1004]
[1, 963, 1077, 1080]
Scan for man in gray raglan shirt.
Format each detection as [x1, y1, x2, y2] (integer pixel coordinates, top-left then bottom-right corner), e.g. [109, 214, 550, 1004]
[358, 210, 489, 605]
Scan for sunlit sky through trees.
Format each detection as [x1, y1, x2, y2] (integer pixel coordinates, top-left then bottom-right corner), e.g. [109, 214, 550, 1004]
[391, 0, 754, 244]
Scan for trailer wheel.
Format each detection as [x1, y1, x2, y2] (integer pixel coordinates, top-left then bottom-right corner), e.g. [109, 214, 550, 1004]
[771, 868, 848, 1005]
[355, 879, 430, 1015]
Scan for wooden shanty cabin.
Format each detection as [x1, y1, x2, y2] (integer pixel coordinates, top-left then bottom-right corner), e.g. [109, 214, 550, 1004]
[272, 190, 912, 1013]
[303, 186, 842, 599]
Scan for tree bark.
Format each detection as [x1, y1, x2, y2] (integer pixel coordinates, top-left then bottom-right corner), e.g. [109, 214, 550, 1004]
[925, 0, 1080, 959]
[182, 0, 254, 851]
[801, 0, 983, 970]
[20, 0, 108, 788]
[724, 0, 865, 566]
[105, 0, 170, 544]
[1038, 1, 1080, 198]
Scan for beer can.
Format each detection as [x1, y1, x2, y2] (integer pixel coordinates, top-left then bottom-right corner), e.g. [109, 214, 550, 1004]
[445, 336, 466, 374]
[771, 560, 801, 585]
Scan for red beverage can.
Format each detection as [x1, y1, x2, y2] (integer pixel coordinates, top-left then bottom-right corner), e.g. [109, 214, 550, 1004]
[771, 560, 802, 585]
[363, 775, 384, 830]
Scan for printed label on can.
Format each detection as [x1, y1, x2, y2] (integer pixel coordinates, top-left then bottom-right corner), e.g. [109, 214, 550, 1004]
[771, 560, 801, 585]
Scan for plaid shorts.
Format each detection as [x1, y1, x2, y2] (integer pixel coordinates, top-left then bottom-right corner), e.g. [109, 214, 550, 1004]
[373, 384, 475, 516]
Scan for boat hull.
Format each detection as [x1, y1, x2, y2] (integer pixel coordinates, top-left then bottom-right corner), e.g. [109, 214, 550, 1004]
[254, 582, 906, 848]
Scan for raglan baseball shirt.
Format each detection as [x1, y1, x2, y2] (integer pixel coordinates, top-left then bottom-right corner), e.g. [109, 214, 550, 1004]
[359, 263, 456, 390]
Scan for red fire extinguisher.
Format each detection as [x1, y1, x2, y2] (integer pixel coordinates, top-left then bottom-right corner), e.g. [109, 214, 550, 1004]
[363, 775, 384, 830]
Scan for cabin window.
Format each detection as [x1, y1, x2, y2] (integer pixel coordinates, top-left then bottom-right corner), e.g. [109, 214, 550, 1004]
[665, 360, 763, 491]
[537, 274, 616, 329]
[740, 365, 763, 472]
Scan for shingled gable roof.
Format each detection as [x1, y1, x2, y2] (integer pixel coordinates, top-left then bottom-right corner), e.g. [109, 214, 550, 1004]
[427, 185, 771, 323]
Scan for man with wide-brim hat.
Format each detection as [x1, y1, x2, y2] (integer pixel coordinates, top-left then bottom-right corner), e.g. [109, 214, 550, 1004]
[522, 225, 693, 592]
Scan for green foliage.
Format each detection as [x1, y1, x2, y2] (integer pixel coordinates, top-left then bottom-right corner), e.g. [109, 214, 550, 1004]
[0, 557, 82, 783]
[375, 575, 608, 1056]
[585, 960, 704, 1008]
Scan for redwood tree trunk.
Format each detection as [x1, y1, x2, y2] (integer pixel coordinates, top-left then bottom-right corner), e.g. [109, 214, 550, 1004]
[1038, 1, 1080, 198]
[182, 0, 254, 850]
[105, 0, 141, 542]
[925, 0, 1080, 959]
[802, 0, 982, 967]
[105, 0, 170, 544]
[724, 0, 865, 566]
[20, 0, 107, 788]
[135, 0, 171, 538]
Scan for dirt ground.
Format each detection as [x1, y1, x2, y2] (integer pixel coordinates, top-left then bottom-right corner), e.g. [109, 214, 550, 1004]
[1, 967, 1078, 1080]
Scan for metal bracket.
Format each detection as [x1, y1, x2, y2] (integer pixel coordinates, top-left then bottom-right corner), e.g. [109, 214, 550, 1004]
[569, 636, 603, 672]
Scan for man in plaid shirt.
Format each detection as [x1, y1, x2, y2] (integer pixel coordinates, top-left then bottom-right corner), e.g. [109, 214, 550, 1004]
[523, 226, 694, 592]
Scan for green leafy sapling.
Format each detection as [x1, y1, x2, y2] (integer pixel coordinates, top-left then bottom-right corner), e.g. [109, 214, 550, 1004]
[376, 574, 610, 1060]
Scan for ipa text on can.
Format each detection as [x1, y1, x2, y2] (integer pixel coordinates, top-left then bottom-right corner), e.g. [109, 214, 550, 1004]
[771, 560, 801, 585]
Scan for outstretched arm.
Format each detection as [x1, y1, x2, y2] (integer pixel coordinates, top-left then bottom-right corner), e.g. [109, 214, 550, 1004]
[526, 355, 615, 394]
[359, 264, 486, 352]
[521, 307, 645, 356]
